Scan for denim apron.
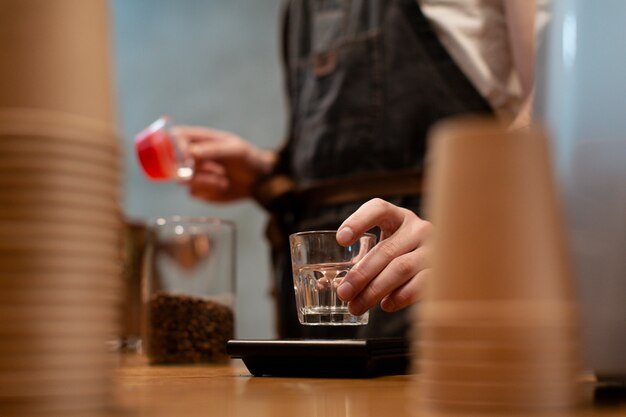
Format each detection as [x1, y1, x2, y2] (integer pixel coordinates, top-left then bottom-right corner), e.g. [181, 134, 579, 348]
[263, 0, 492, 338]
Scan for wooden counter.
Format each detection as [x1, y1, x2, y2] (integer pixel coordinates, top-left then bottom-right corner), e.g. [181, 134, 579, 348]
[110, 354, 625, 417]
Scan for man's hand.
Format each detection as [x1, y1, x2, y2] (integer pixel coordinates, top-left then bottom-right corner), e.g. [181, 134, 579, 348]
[172, 126, 276, 202]
[335, 198, 433, 315]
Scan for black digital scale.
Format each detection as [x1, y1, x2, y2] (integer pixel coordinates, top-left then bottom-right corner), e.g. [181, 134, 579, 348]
[226, 337, 411, 378]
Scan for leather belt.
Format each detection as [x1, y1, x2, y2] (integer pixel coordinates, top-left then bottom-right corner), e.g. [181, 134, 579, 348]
[254, 168, 424, 211]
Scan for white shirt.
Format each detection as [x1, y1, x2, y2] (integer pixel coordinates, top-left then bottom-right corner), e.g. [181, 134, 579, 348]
[418, 0, 550, 119]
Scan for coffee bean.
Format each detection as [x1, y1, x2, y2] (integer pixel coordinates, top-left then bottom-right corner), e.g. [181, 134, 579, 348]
[146, 293, 234, 364]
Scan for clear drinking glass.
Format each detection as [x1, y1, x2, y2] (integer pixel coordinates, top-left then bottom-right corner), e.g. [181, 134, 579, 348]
[289, 230, 377, 326]
[142, 217, 236, 364]
[134, 116, 194, 181]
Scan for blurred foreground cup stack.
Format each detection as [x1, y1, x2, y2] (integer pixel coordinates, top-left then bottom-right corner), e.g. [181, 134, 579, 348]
[0, 1, 122, 415]
[414, 117, 584, 413]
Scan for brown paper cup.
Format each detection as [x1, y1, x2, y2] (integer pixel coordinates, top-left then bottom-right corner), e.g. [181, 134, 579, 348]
[413, 117, 584, 412]
[423, 117, 575, 304]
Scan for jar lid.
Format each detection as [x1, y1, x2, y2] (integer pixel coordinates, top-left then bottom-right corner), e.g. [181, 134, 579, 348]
[134, 116, 177, 180]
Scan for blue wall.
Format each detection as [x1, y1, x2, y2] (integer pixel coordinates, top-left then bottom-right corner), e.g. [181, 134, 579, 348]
[111, 0, 286, 338]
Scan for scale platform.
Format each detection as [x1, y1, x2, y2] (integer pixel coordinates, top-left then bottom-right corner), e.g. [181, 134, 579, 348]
[226, 337, 411, 378]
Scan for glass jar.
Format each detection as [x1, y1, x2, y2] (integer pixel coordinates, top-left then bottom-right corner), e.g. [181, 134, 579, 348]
[118, 218, 147, 352]
[141, 216, 236, 364]
[134, 116, 194, 181]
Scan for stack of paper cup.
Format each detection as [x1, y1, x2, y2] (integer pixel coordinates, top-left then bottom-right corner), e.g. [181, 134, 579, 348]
[0, 1, 122, 415]
[0, 109, 122, 415]
[414, 117, 584, 412]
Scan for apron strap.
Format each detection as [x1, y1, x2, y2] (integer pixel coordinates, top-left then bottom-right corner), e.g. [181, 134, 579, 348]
[297, 169, 423, 207]
[254, 168, 423, 211]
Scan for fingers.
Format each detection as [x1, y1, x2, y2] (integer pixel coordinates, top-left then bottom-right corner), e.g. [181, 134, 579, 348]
[335, 198, 433, 315]
[189, 178, 230, 202]
[189, 172, 229, 191]
[172, 126, 248, 161]
[171, 125, 231, 143]
[187, 140, 245, 161]
[337, 212, 431, 299]
[196, 160, 226, 176]
[187, 160, 228, 189]
[336, 198, 411, 246]
[187, 161, 230, 200]
[380, 268, 430, 312]
[342, 241, 431, 315]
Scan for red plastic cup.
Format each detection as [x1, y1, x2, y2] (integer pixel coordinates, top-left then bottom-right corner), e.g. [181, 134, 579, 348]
[134, 116, 194, 181]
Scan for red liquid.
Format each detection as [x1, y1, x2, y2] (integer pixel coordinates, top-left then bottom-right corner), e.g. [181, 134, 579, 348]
[135, 127, 177, 180]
